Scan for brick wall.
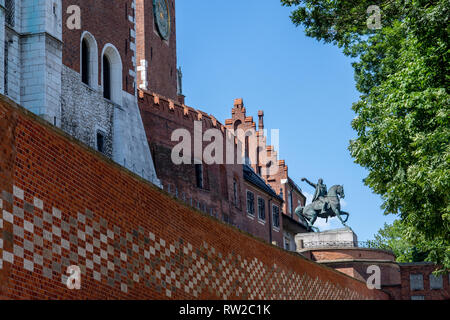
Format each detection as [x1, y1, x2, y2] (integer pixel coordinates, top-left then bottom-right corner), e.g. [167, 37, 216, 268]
[136, 0, 178, 100]
[138, 91, 250, 235]
[243, 180, 283, 246]
[0, 95, 388, 299]
[399, 263, 449, 300]
[62, 0, 135, 95]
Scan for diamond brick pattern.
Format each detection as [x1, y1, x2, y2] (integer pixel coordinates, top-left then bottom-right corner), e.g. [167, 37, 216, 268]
[0, 186, 370, 300]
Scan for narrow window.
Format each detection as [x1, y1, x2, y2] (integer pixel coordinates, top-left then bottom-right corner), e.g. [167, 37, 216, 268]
[103, 55, 111, 100]
[5, 0, 15, 27]
[233, 179, 238, 205]
[4, 39, 10, 95]
[272, 205, 280, 228]
[96, 131, 105, 153]
[258, 197, 265, 221]
[246, 191, 254, 216]
[245, 136, 250, 165]
[195, 164, 203, 189]
[82, 39, 90, 85]
[288, 189, 293, 214]
[284, 236, 290, 250]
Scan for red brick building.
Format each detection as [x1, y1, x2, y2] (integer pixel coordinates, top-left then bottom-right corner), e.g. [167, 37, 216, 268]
[298, 243, 449, 300]
[137, 91, 305, 247]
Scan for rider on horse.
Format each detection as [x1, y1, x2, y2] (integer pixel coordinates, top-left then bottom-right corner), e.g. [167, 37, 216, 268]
[301, 177, 328, 214]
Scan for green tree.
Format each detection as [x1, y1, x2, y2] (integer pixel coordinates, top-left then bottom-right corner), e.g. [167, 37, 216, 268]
[281, 0, 449, 271]
[367, 220, 428, 262]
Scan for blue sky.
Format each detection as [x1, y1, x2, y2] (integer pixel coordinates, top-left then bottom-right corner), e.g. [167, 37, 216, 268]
[175, 0, 397, 241]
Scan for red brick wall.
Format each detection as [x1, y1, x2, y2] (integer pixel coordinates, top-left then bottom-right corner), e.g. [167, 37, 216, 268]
[0, 95, 388, 300]
[399, 264, 450, 300]
[243, 181, 283, 246]
[62, 0, 136, 94]
[138, 91, 246, 229]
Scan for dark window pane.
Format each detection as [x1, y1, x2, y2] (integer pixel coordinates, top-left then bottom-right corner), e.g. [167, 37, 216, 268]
[103, 55, 111, 100]
[258, 198, 265, 220]
[273, 205, 280, 228]
[97, 132, 104, 153]
[5, 0, 15, 26]
[195, 164, 203, 188]
[82, 39, 90, 85]
[247, 191, 254, 215]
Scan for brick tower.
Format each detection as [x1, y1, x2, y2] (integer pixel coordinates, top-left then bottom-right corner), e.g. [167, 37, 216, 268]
[136, 0, 178, 100]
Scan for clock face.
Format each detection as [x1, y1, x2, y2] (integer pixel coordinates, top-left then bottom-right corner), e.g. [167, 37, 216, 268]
[153, 0, 170, 40]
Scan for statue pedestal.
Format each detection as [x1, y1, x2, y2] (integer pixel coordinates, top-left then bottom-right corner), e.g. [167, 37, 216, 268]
[295, 227, 357, 250]
[294, 228, 400, 287]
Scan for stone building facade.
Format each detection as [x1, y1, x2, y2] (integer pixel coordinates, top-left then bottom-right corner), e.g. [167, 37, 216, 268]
[0, 0, 160, 185]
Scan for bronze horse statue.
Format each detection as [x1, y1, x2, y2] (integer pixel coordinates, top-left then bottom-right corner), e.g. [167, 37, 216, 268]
[295, 185, 349, 232]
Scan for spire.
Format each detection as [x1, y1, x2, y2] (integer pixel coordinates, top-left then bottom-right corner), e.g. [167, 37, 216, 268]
[258, 110, 264, 130]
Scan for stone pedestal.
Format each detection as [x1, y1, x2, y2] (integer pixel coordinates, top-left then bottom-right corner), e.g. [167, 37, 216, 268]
[295, 227, 357, 250]
[294, 228, 400, 288]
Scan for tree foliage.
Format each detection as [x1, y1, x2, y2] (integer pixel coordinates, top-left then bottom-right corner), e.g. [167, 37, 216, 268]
[281, 0, 449, 270]
[367, 220, 428, 263]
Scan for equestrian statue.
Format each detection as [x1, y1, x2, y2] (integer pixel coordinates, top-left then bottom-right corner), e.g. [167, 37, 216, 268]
[295, 177, 349, 232]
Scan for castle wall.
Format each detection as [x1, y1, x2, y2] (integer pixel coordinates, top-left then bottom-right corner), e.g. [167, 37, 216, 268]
[59, 0, 160, 185]
[138, 91, 246, 230]
[61, 65, 114, 158]
[0, 95, 388, 300]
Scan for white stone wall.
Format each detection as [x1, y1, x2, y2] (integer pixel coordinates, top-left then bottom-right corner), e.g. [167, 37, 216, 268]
[43, 35, 62, 125]
[19, 0, 62, 124]
[61, 66, 114, 158]
[114, 92, 161, 186]
[4, 29, 20, 101]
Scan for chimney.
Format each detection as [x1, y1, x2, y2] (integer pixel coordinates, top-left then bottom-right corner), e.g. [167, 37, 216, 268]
[234, 98, 244, 109]
[258, 110, 264, 130]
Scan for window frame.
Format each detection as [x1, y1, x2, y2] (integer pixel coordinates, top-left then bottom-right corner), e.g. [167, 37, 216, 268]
[272, 204, 280, 229]
[257, 196, 265, 221]
[246, 190, 255, 216]
[5, 0, 15, 27]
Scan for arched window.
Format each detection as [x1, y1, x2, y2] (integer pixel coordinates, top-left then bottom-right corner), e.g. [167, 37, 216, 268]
[102, 44, 123, 104]
[233, 120, 242, 132]
[81, 39, 90, 85]
[80, 32, 98, 88]
[103, 55, 111, 100]
[245, 136, 249, 165]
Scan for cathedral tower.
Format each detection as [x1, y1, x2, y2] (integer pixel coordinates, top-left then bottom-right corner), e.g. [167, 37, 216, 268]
[136, 0, 178, 101]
